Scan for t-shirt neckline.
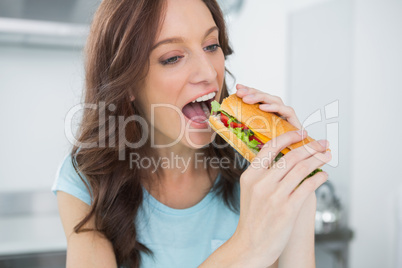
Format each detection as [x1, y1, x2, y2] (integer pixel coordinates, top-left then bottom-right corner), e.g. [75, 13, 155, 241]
[142, 172, 221, 216]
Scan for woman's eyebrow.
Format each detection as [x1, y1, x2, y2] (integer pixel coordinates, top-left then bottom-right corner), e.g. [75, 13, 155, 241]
[151, 26, 219, 51]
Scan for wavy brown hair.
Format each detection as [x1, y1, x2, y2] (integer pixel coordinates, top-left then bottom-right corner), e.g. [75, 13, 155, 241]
[70, 0, 247, 267]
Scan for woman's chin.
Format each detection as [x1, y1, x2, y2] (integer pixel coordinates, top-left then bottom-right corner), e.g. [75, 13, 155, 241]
[182, 131, 215, 150]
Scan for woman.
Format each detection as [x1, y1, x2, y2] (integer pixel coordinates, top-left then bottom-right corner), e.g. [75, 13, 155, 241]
[52, 0, 331, 267]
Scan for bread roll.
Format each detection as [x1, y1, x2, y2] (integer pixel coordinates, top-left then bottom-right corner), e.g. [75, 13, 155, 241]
[209, 94, 322, 163]
[209, 114, 258, 163]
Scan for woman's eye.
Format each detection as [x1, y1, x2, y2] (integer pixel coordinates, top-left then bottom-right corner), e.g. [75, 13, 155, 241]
[204, 44, 220, 52]
[161, 55, 184, 66]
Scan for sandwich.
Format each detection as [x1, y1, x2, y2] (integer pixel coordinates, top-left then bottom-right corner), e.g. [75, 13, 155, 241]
[209, 94, 328, 180]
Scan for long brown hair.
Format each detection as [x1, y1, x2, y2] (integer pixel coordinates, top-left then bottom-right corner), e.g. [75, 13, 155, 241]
[71, 0, 246, 267]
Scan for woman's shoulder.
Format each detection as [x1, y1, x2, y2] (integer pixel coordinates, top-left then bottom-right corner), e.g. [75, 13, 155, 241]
[51, 153, 93, 206]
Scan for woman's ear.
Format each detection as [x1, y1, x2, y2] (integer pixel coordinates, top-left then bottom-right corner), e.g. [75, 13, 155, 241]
[130, 95, 135, 101]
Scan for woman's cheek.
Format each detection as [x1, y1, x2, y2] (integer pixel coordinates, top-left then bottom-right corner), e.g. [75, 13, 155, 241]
[153, 106, 183, 142]
[213, 53, 225, 82]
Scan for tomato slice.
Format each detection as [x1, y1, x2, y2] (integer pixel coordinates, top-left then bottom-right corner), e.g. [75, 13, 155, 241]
[230, 121, 243, 129]
[250, 135, 265, 150]
[220, 113, 247, 129]
[250, 135, 263, 143]
[220, 113, 229, 127]
[220, 113, 265, 150]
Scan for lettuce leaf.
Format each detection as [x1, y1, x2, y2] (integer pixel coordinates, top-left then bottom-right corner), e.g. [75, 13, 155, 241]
[229, 126, 260, 151]
[306, 168, 323, 179]
[210, 100, 236, 120]
[274, 152, 284, 162]
[211, 100, 221, 114]
[210, 100, 261, 151]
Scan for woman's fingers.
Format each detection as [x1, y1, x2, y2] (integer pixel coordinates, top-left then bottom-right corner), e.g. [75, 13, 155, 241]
[236, 83, 255, 95]
[240, 91, 284, 106]
[289, 171, 329, 212]
[270, 140, 328, 187]
[235, 84, 302, 129]
[278, 149, 331, 195]
[236, 84, 284, 104]
[247, 130, 307, 175]
[259, 103, 302, 129]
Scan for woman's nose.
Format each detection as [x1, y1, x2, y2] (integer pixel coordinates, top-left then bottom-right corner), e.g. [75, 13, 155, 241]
[189, 52, 217, 84]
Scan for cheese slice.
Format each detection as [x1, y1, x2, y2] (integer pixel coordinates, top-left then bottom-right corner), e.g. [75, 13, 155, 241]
[252, 129, 291, 155]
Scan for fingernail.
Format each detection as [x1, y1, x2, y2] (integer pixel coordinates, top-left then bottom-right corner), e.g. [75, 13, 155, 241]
[296, 129, 307, 137]
[260, 104, 270, 108]
[318, 140, 328, 148]
[245, 94, 254, 98]
[238, 88, 247, 92]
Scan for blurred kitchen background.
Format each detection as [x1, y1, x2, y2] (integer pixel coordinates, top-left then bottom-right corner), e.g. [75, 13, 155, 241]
[0, 0, 401, 267]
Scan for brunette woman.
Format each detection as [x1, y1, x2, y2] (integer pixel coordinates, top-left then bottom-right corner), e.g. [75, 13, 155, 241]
[52, 0, 331, 267]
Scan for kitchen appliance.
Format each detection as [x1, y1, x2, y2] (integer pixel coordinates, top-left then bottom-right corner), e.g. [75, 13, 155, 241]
[315, 180, 343, 234]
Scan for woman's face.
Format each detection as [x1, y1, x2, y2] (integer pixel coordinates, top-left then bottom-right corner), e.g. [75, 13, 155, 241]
[136, 0, 225, 150]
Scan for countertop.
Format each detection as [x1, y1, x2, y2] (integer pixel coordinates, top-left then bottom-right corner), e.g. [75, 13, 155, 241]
[0, 214, 66, 255]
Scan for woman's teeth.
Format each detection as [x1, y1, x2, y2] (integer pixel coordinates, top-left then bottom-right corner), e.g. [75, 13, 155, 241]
[192, 92, 216, 103]
[200, 101, 211, 121]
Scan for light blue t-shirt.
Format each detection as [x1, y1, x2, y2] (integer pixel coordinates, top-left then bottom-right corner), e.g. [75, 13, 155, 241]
[51, 154, 241, 268]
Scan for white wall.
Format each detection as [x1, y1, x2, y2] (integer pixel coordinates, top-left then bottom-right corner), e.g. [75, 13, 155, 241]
[229, 2, 350, 266]
[229, 1, 354, 217]
[287, 0, 402, 267]
[350, 0, 402, 267]
[225, 0, 287, 100]
[287, 2, 354, 267]
[287, 0, 353, 221]
[0, 45, 84, 191]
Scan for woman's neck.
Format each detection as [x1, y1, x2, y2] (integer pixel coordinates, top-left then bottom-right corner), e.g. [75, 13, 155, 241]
[141, 143, 219, 209]
[152, 144, 210, 181]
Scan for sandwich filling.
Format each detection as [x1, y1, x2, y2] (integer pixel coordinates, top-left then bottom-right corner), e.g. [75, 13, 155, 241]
[210, 100, 322, 178]
[211, 100, 283, 161]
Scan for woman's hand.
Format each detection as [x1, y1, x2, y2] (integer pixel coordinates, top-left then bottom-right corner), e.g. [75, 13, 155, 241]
[235, 84, 303, 129]
[229, 85, 332, 266]
[232, 84, 329, 267]
[200, 85, 330, 268]
[232, 132, 331, 267]
[277, 192, 317, 268]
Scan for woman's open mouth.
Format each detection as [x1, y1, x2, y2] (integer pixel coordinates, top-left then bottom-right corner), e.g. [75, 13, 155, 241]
[182, 92, 216, 124]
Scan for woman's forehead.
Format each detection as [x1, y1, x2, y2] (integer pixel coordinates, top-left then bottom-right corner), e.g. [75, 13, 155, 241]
[156, 0, 216, 42]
